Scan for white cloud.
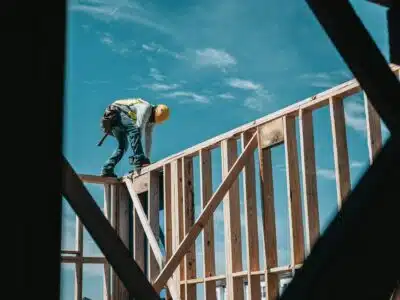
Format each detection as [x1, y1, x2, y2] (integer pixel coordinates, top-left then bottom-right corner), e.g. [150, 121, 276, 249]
[141, 42, 186, 60]
[101, 35, 112, 45]
[244, 97, 263, 112]
[68, 0, 173, 35]
[162, 91, 209, 104]
[218, 93, 235, 100]
[194, 48, 237, 70]
[314, 162, 364, 181]
[226, 78, 262, 90]
[143, 83, 180, 91]
[299, 70, 352, 88]
[226, 78, 273, 111]
[350, 160, 365, 169]
[316, 168, 336, 180]
[142, 44, 154, 51]
[344, 99, 367, 134]
[149, 68, 165, 81]
[81, 24, 91, 32]
[98, 32, 133, 55]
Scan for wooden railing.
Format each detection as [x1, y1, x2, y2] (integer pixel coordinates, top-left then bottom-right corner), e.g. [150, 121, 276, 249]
[61, 64, 399, 300]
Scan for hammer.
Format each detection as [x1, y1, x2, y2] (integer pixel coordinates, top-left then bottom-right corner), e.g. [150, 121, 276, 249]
[97, 133, 109, 147]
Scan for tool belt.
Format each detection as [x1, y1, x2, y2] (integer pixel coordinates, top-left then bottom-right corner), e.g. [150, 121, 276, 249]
[100, 105, 120, 135]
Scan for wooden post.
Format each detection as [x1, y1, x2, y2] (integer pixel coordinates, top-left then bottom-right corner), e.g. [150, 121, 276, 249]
[148, 171, 161, 282]
[74, 215, 83, 300]
[364, 92, 382, 164]
[182, 158, 196, 299]
[241, 132, 261, 299]
[221, 138, 244, 300]
[171, 159, 184, 298]
[283, 116, 305, 267]
[164, 164, 173, 300]
[200, 149, 217, 300]
[103, 184, 112, 300]
[329, 96, 351, 209]
[133, 193, 146, 274]
[111, 185, 120, 300]
[299, 109, 320, 254]
[257, 127, 279, 300]
[117, 185, 130, 300]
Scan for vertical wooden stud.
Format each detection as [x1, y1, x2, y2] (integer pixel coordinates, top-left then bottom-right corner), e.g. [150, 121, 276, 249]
[221, 139, 244, 300]
[163, 164, 173, 299]
[148, 171, 161, 282]
[284, 116, 305, 266]
[117, 185, 130, 300]
[241, 132, 261, 299]
[257, 128, 279, 300]
[299, 109, 320, 254]
[329, 97, 351, 208]
[182, 158, 197, 299]
[171, 159, 183, 298]
[133, 193, 146, 274]
[200, 149, 217, 300]
[74, 215, 83, 300]
[364, 92, 382, 164]
[103, 184, 112, 300]
[111, 185, 120, 300]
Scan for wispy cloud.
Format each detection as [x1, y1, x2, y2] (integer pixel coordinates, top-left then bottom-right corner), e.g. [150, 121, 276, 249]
[162, 91, 209, 104]
[98, 32, 134, 55]
[244, 97, 264, 112]
[226, 78, 262, 90]
[68, 0, 173, 35]
[316, 160, 365, 181]
[316, 168, 336, 180]
[81, 24, 91, 32]
[218, 93, 235, 100]
[141, 42, 186, 60]
[149, 68, 165, 81]
[226, 78, 273, 112]
[194, 48, 237, 71]
[143, 83, 180, 91]
[299, 70, 352, 88]
[350, 160, 365, 169]
[344, 99, 367, 134]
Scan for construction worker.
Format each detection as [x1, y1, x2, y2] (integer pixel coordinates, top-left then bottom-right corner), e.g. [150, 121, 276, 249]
[100, 98, 170, 177]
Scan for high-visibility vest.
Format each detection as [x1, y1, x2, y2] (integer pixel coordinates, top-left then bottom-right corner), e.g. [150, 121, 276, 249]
[112, 98, 149, 122]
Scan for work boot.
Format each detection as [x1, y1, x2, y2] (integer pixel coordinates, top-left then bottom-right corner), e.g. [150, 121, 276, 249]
[100, 168, 117, 178]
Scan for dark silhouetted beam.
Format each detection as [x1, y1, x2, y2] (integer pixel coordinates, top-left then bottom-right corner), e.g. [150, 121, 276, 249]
[62, 156, 160, 300]
[304, 0, 400, 135]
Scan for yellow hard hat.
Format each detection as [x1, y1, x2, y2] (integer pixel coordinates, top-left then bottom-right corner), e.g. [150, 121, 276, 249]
[154, 104, 170, 124]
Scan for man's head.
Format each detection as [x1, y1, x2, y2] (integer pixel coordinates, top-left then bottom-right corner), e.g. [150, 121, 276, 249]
[154, 104, 170, 124]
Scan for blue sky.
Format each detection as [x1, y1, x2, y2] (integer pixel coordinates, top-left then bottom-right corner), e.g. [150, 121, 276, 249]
[60, 0, 392, 299]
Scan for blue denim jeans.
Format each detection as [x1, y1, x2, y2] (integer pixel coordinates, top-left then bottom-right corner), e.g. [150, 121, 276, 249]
[102, 112, 149, 174]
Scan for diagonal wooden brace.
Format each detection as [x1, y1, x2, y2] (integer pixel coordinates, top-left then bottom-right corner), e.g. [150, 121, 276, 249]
[61, 155, 160, 300]
[122, 178, 181, 300]
[152, 131, 259, 292]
